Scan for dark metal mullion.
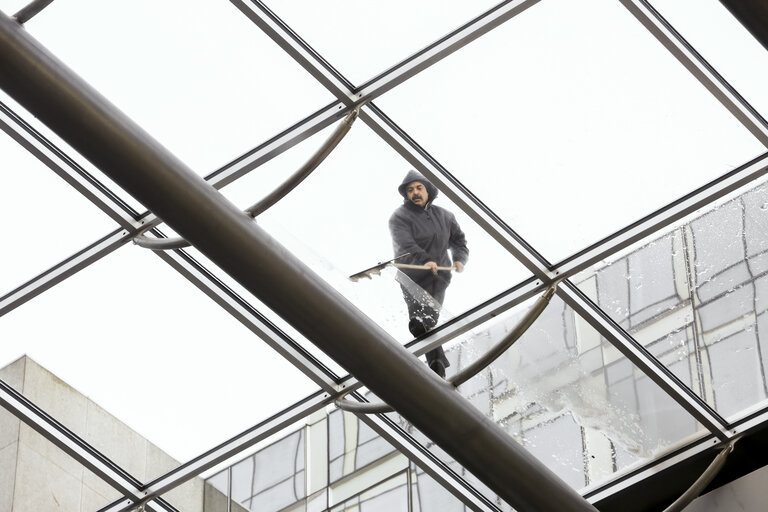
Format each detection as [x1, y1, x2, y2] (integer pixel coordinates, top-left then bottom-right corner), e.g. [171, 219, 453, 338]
[356, 0, 542, 99]
[229, 0, 355, 103]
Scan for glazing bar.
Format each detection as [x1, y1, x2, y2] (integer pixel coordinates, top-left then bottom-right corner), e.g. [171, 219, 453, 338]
[620, 0, 768, 146]
[553, 152, 768, 276]
[0, 11, 598, 512]
[0, 378, 145, 501]
[98, 392, 333, 512]
[0, 228, 128, 316]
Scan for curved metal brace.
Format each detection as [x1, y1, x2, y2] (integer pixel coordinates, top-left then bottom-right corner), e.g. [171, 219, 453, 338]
[13, 0, 55, 24]
[243, 105, 360, 217]
[448, 282, 559, 388]
[662, 438, 737, 512]
[132, 106, 361, 250]
[334, 396, 394, 414]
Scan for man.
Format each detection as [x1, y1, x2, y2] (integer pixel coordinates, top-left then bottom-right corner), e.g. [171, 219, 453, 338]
[389, 170, 469, 377]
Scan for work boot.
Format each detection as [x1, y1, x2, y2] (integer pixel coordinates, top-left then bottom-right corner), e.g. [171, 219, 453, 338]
[408, 317, 428, 337]
[429, 359, 446, 378]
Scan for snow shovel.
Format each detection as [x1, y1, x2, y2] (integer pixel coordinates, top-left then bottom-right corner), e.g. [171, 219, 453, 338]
[349, 254, 456, 282]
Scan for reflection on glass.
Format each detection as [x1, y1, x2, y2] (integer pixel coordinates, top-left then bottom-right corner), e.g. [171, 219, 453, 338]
[411, 463, 468, 512]
[330, 472, 408, 512]
[204, 469, 229, 512]
[576, 180, 768, 421]
[328, 409, 398, 483]
[385, 292, 704, 501]
[231, 429, 306, 512]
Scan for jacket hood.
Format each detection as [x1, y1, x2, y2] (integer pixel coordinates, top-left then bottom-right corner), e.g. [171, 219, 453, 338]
[397, 170, 439, 203]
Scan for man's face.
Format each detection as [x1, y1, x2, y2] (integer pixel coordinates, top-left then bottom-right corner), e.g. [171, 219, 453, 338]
[405, 181, 429, 207]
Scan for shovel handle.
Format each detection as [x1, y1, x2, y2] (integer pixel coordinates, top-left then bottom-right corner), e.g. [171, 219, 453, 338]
[393, 263, 455, 271]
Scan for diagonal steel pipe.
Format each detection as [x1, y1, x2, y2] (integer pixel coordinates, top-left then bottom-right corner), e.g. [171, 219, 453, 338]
[0, 10, 597, 512]
[0, 92, 525, 509]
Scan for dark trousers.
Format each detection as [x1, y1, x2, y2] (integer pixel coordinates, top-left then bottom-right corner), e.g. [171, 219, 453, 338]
[401, 275, 450, 368]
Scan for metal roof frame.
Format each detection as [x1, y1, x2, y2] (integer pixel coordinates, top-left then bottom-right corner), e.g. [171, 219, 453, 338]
[1, 0, 767, 510]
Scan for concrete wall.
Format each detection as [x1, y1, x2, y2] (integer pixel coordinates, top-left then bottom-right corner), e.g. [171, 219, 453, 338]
[0, 356, 203, 512]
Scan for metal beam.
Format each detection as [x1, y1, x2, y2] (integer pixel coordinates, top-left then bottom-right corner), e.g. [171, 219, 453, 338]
[0, 10, 597, 512]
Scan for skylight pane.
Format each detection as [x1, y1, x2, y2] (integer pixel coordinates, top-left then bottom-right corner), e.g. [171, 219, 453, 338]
[264, 0, 504, 85]
[217, 119, 531, 350]
[0, 130, 116, 294]
[382, 292, 706, 500]
[376, 0, 765, 263]
[650, 0, 768, 119]
[20, 0, 333, 175]
[575, 175, 768, 422]
[0, 243, 317, 470]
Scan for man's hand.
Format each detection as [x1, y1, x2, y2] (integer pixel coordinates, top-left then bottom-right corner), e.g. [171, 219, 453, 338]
[454, 261, 464, 273]
[425, 261, 439, 275]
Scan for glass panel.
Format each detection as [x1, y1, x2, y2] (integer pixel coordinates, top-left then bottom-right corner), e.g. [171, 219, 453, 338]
[219, 118, 530, 356]
[0, 244, 317, 477]
[650, 0, 768, 118]
[231, 428, 307, 512]
[204, 469, 229, 512]
[328, 409, 398, 484]
[270, 1, 503, 85]
[411, 463, 469, 512]
[575, 178, 768, 421]
[0, 129, 116, 294]
[23, 0, 333, 174]
[1, 91, 147, 214]
[330, 472, 409, 512]
[382, 292, 705, 504]
[376, 0, 765, 263]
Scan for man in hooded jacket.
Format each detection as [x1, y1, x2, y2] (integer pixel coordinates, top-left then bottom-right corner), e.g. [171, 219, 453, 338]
[389, 170, 469, 377]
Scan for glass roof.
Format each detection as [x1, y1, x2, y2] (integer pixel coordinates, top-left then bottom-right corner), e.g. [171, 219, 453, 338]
[1, 0, 767, 510]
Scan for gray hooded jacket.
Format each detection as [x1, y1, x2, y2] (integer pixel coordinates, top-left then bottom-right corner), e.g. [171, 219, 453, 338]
[388, 170, 469, 286]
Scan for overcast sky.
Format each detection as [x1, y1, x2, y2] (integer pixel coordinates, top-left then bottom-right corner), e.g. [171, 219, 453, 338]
[1, 0, 767, 472]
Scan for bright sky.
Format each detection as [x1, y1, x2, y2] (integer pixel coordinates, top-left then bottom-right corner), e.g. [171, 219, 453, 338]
[1, 0, 767, 476]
